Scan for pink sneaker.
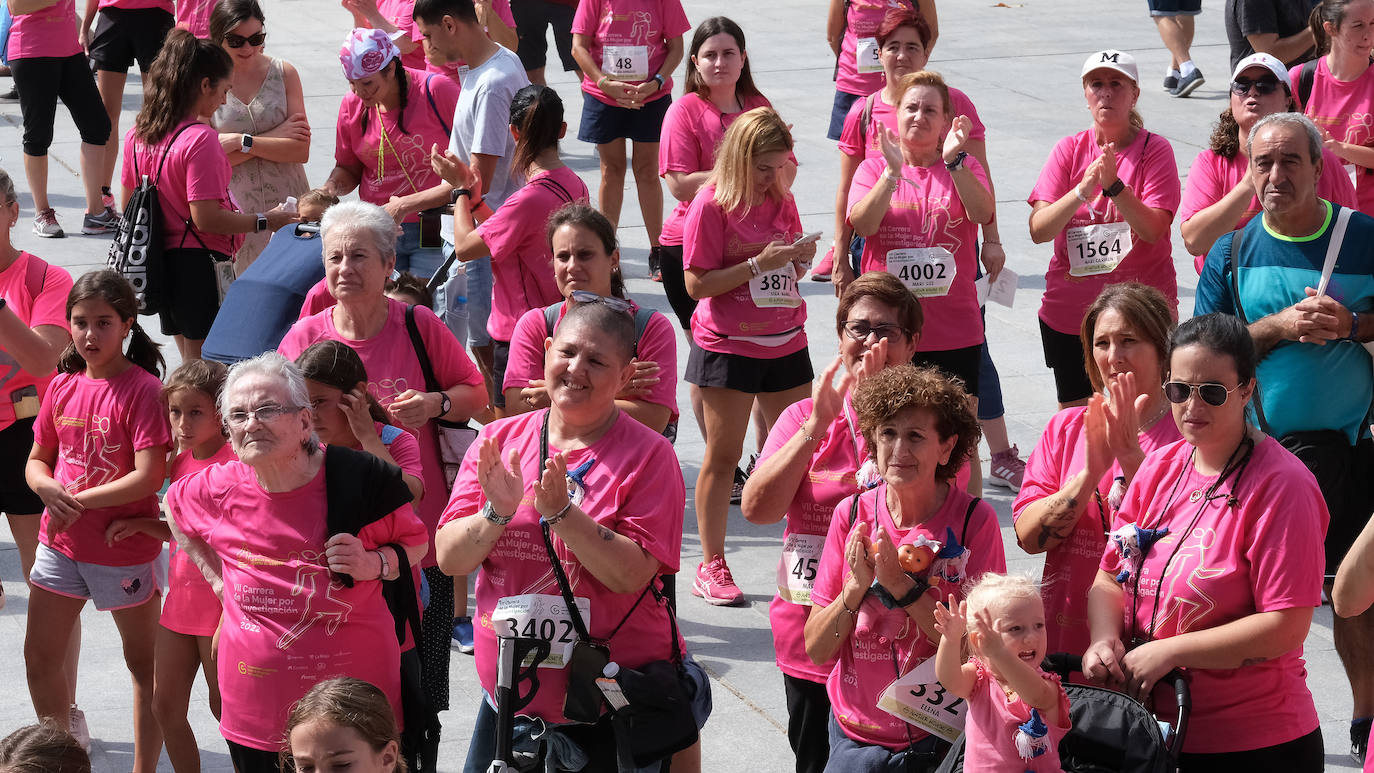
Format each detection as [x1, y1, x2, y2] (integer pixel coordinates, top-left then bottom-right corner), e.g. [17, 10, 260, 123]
[988, 445, 1026, 492]
[692, 555, 745, 606]
[811, 246, 835, 282]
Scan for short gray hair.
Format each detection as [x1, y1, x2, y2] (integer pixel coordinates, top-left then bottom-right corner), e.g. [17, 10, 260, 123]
[1247, 112, 1323, 163]
[221, 351, 320, 453]
[320, 200, 398, 259]
[0, 168, 15, 206]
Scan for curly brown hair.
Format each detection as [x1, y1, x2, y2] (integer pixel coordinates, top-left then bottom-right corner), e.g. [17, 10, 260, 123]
[1208, 97, 1296, 159]
[851, 364, 980, 481]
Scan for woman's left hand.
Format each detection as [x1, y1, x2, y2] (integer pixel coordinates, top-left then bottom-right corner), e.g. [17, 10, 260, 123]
[616, 360, 660, 399]
[339, 387, 379, 444]
[532, 451, 571, 519]
[1103, 373, 1148, 472]
[387, 389, 441, 429]
[1097, 142, 1120, 189]
[878, 125, 904, 176]
[979, 241, 1006, 283]
[323, 532, 379, 579]
[942, 115, 972, 163]
[1121, 637, 1178, 701]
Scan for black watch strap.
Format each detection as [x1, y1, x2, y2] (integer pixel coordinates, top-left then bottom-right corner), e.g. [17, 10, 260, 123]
[1102, 178, 1126, 198]
[451, 187, 472, 205]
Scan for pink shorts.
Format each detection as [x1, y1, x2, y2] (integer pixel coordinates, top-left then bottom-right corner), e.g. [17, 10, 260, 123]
[160, 542, 222, 636]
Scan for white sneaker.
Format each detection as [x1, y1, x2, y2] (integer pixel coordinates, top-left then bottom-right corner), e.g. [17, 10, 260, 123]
[69, 706, 91, 751]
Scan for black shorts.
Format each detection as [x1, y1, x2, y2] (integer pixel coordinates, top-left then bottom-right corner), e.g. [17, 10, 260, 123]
[913, 345, 982, 398]
[657, 244, 695, 330]
[1147, 0, 1202, 16]
[9, 54, 111, 156]
[1040, 317, 1093, 404]
[491, 339, 510, 409]
[1279, 431, 1374, 577]
[159, 247, 226, 340]
[0, 417, 43, 515]
[511, 0, 577, 73]
[685, 342, 813, 394]
[578, 91, 671, 145]
[88, 7, 175, 73]
[226, 739, 280, 773]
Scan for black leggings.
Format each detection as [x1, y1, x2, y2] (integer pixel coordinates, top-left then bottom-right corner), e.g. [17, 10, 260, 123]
[1178, 727, 1323, 773]
[419, 565, 454, 711]
[10, 54, 110, 157]
[658, 244, 696, 331]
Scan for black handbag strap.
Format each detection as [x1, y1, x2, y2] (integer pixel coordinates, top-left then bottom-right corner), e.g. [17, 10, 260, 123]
[404, 304, 441, 393]
[383, 540, 423, 646]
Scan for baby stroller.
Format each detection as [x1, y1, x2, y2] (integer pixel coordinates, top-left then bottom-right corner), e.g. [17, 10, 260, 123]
[202, 222, 324, 364]
[932, 653, 1190, 773]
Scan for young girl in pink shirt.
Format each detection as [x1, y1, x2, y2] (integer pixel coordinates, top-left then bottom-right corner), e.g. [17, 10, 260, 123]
[154, 358, 234, 773]
[24, 270, 170, 773]
[934, 574, 1072, 773]
[1294, 0, 1374, 215]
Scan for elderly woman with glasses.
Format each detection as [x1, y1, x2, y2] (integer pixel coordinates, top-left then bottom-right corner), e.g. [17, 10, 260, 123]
[1179, 53, 1355, 272]
[166, 351, 429, 773]
[1083, 313, 1326, 771]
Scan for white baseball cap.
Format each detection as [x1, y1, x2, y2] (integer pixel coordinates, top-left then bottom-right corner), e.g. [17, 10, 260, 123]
[1081, 50, 1139, 83]
[1230, 53, 1292, 92]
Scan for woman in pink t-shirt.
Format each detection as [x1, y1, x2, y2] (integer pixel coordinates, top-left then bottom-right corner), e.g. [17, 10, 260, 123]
[502, 203, 678, 436]
[436, 302, 702, 771]
[1084, 313, 1325, 770]
[1012, 283, 1179, 658]
[683, 107, 816, 607]
[822, 0, 933, 142]
[440, 84, 589, 411]
[1028, 49, 1180, 410]
[1182, 53, 1356, 271]
[1293, 0, 1374, 215]
[741, 272, 922, 773]
[25, 270, 170, 773]
[804, 365, 1006, 770]
[121, 30, 296, 361]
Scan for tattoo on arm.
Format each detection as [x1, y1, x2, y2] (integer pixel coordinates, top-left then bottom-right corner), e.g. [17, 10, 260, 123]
[596, 525, 616, 542]
[1240, 656, 1269, 667]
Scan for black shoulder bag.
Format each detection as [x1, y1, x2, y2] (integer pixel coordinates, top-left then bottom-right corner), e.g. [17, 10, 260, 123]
[404, 304, 479, 490]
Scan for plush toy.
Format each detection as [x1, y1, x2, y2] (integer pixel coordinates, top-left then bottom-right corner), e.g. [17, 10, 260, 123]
[929, 527, 970, 585]
[853, 592, 907, 642]
[1014, 708, 1051, 769]
[855, 459, 881, 491]
[897, 534, 941, 574]
[1108, 523, 1170, 584]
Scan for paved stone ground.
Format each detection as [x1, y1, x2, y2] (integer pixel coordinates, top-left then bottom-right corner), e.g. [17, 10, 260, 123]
[0, 0, 1363, 769]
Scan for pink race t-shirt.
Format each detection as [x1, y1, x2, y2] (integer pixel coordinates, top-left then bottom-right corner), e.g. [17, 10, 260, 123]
[476, 166, 589, 341]
[376, 0, 429, 71]
[34, 367, 171, 566]
[120, 121, 243, 255]
[763, 397, 866, 684]
[1011, 406, 1180, 658]
[161, 443, 237, 637]
[298, 279, 334, 320]
[1179, 147, 1356, 272]
[837, 87, 986, 161]
[166, 459, 427, 751]
[426, 0, 518, 86]
[174, 0, 212, 37]
[7, 0, 82, 59]
[811, 484, 1006, 749]
[834, 0, 916, 97]
[571, 0, 690, 106]
[849, 155, 987, 352]
[502, 301, 679, 422]
[1293, 58, 1374, 216]
[658, 92, 775, 247]
[683, 185, 808, 358]
[1098, 436, 1325, 754]
[334, 68, 459, 224]
[0, 254, 73, 433]
[962, 658, 1072, 773]
[1028, 129, 1181, 335]
[98, 0, 173, 11]
[278, 299, 483, 563]
[438, 409, 685, 722]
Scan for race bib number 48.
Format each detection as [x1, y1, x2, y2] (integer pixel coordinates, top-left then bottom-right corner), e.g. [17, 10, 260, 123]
[750, 265, 801, 308]
[1066, 221, 1130, 277]
[493, 593, 591, 669]
[887, 247, 956, 297]
[602, 45, 649, 81]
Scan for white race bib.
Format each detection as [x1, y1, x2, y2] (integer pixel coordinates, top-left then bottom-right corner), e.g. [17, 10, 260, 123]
[876, 658, 968, 742]
[750, 264, 802, 308]
[602, 45, 649, 81]
[1066, 221, 1131, 277]
[1348, 163, 1360, 187]
[776, 533, 825, 604]
[886, 247, 956, 297]
[855, 36, 882, 74]
[493, 593, 590, 669]
[214, 259, 236, 305]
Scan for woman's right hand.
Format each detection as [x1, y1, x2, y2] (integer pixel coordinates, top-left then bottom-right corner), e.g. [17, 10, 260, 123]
[264, 205, 296, 232]
[1077, 156, 1104, 201]
[755, 240, 802, 272]
[518, 380, 551, 411]
[810, 357, 853, 430]
[36, 478, 83, 532]
[600, 78, 639, 107]
[844, 520, 875, 590]
[1084, 393, 1111, 481]
[475, 437, 524, 517]
[430, 145, 482, 190]
[1082, 636, 1127, 688]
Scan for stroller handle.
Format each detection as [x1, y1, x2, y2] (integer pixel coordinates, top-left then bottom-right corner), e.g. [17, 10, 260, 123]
[1043, 652, 1190, 755]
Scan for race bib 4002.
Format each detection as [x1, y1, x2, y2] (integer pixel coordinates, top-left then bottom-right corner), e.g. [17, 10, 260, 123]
[887, 247, 956, 297]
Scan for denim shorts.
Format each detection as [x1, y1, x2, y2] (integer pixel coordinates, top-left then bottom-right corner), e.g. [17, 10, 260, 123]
[828, 90, 863, 141]
[30, 542, 160, 611]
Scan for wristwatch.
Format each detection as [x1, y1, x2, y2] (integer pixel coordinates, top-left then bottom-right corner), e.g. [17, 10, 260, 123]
[240, 133, 254, 154]
[944, 151, 968, 172]
[1102, 178, 1126, 198]
[652, 73, 666, 89]
[255, 213, 268, 232]
[481, 501, 514, 526]
[450, 187, 472, 205]
[435, 391, 451, 418]
[891, 578, 931, 608]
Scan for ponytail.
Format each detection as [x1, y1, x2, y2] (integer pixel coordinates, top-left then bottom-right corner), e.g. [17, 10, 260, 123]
[1310, 0, 1361, 57]
[126, 322, 165, 378]
[510, 84, 564, 174]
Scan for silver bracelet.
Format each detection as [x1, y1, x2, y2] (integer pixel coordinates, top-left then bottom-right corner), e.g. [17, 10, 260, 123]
[747, 257, 762, 277]
[544, 501, 575, 526]
[481, 500, 513, 526]
[373, 548, 390, 580]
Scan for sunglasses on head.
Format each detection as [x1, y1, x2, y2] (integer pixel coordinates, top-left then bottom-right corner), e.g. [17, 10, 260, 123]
[1230, 77, 1282, 96]
[225, 31, 266, 48]
[1163, 380, 1245, 406]
[569, 290, 632, 314]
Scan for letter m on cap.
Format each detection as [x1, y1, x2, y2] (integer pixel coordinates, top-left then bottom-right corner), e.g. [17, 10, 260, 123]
[1100, 52, 1120, 63]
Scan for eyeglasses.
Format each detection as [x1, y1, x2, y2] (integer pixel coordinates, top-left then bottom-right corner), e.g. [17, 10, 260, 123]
[1163, 381, 1245, 407]
[225, 31, 267, 49]
[569, 290, 632, 314]
[1230, 77, 1282, 96]
[842, 320, 906, 342]
[225, 403, 301, 427]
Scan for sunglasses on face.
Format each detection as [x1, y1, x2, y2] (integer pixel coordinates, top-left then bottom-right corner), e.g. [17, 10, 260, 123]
[1163, 380, 1244, 406]
[1230, 77, 1282, 96]
[225, 31, 267, 48]
[569, 290, 632, 314]
[842, 320, 906, 342]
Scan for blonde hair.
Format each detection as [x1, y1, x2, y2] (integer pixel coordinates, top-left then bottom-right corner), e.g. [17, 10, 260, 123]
[710, 106, 793, 214]
[897, 70, 952, 117]
[962, 572, 1043, 620]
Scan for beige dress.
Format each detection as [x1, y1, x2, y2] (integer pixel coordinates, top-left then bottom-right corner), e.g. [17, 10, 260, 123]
[213, 57, 310, 272]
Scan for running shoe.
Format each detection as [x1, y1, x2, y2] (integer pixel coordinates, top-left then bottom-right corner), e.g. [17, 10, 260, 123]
[0, 87, 17, 104]
[451, 616, 475, 654]
[33, 208, 64, 238]
[648, 246, 663, 282]
[1162, 74, 1178, 92]
[69, 706, 91, 752]
[811, 246, 835, 282]
[1171, 69, 1204, 98]
[692, 555, 745, 606]
[987, 445, 1026, 492]
[81, 207, 119, 235]
[1353, 717, 1372, 765]
[729, 466, 746, 505]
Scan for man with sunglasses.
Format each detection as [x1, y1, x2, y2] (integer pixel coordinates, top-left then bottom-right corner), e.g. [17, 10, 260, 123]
[1195, 109, 1374, 764]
